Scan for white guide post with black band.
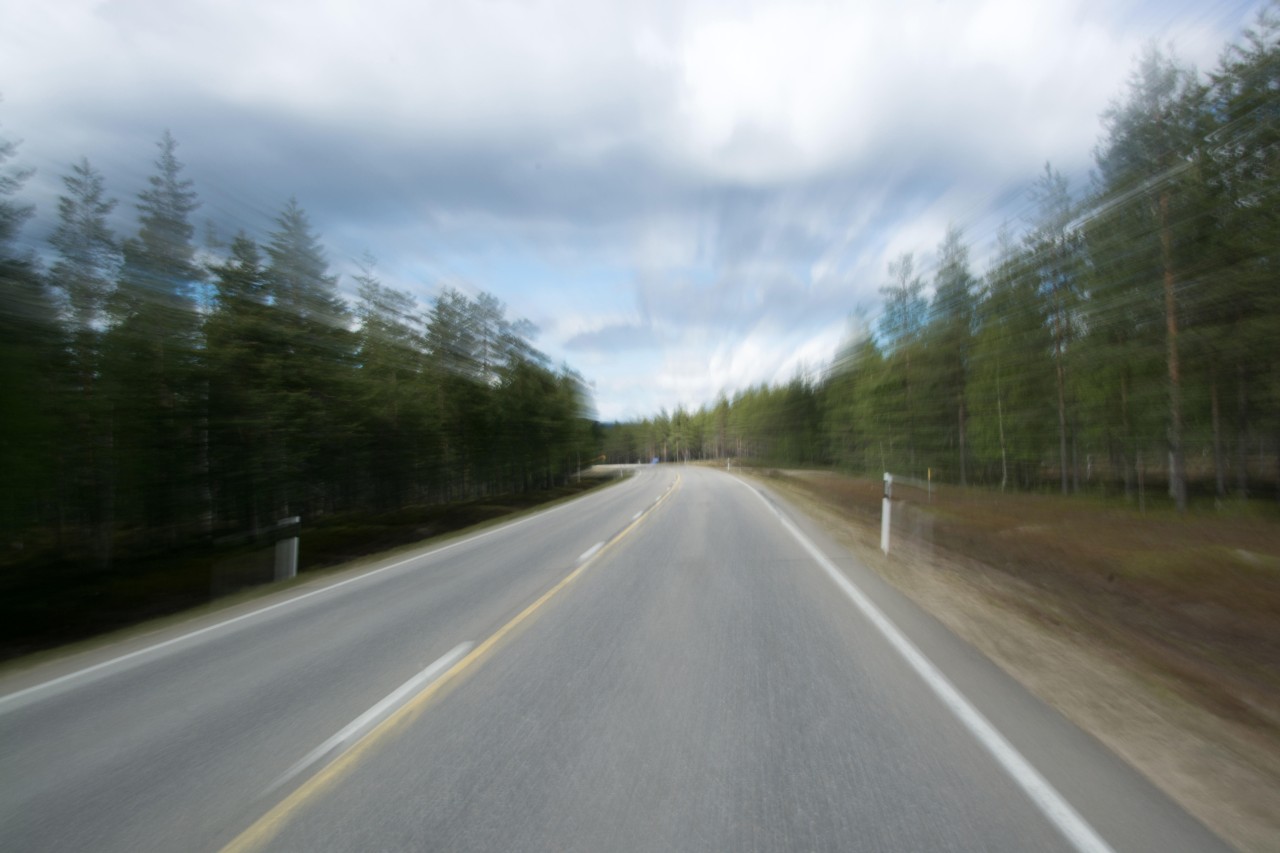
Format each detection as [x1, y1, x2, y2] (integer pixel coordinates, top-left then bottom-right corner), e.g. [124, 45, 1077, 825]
[881, 473, 892, 554]
[275, 516, 301, 581]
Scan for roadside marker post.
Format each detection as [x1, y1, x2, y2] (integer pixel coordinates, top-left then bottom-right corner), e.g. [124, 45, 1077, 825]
[275, 516, 301, 582]
[881, 473, 892, 554]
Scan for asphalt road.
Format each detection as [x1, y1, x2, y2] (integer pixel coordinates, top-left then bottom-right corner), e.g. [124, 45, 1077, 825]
[0, 466, 1232, 852]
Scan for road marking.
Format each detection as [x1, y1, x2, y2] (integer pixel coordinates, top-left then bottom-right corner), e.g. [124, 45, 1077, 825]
[220, 472, 682, 853]
[738, 479, 1115, 853]
[577, 542, 604, 564]
[632, 511, 642, 521]
[0, 482, 619, 715]
[266, 642, 473, 794]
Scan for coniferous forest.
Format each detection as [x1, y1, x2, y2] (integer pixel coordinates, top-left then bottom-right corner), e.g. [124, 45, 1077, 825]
[1, 130, 595, 645]
[605, 20, 1280, 511]
[2, 11, 1278, 651]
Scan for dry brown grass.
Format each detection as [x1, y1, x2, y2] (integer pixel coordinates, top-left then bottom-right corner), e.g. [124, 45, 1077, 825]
[752, 468, 1280, 853]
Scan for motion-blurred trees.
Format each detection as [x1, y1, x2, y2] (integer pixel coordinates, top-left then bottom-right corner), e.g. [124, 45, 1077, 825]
[1, 132, 594, 576]
[967, 228, 1055, 490]
[876, 253, 927, 471]
[205, 233, 281, 532]
[104, 130, 205, 544]
[4, 7, 1280, 582]
[50, 158, 120, 562]
[0, 121, 58, 546]
[606, 16, 1279, 508]
[353, 255, 429, 510]
[923, 226, 977, 485]
[1091, 48, 1207, 511]
[1026, 163, 1084, 495]
[1205, 6, 1280, 498]
[262, 198, 356, 517]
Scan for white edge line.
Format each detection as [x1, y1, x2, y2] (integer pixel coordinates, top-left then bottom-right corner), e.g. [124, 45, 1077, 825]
[577, 542, 604, 564]
[738, 480, 1115, 853]
[0, 485, 607, 714]
[266, 641, 473, 794]
[632, 511, 642, 521]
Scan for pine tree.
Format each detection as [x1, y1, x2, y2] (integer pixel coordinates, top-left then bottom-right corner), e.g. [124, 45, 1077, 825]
[105, 131, 205, 545]
[1206, 7, 1280, 499]
[1027, 163, 1084, 494]
[49, 158, 120, 560]
[0, 119, 58, 542]
[262, 198, 354, 515]
[969, 228, 1056, 489]
[1094, 47, 1205, 511]
[52, 159, 119, 334]
[926, 225, 977, 484]
[878, 253, 927, 472]
[205, 233, 282, 531]
[353, 255, 426, 508]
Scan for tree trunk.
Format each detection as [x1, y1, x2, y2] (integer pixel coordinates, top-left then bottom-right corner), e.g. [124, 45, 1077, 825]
[1120, 372, 1133, 501]
[1236, 363, 1249, 498]
[1055, 352, 1068, 495]
[957, 396, 967, 487]
[1160, 193, 1186, 512]
[996, 372, 1008, 493]
[1211, 371, 1225, 499]
[1071, 411, 1080, 494]
[905, 350, 915, 472]
[1138, 451, 1146, 514]
[101, 407, 116, 569]
[197, 378, 212, 536]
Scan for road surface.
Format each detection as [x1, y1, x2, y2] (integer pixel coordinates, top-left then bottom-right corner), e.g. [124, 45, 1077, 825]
[0, 466, 1231, 851]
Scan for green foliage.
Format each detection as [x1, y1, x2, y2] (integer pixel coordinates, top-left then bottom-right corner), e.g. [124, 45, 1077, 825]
[47, 158, 121, 562]
[52, 158, 120, 333]
[205, 233, 286, 529]
[877, 252, 926, 352]
[921, 226, 977, 484]
[613, 21, 1280, 507]
[0, 118, 33, 247]
[0, 125, 59, 539]
[967, 229, 1057, 488]
[3, 9, 1279, 582]
[102, 133, 206, 544]
[0, 131, 595, 577]
[1203, 5, 1280, 499]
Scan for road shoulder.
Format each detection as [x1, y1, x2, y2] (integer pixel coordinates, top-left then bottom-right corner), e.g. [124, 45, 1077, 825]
[738, 468, 1273, 853]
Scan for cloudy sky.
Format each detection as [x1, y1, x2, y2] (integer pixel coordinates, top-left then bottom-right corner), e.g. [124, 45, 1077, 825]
[0, 0, 1259, 420]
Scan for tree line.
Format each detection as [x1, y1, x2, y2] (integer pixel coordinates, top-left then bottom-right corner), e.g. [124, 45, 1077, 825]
[605, 14, 1280, 510]
[1, 132, 593, 569]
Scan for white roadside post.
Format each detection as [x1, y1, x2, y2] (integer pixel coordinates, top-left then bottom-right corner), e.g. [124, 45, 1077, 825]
[275, 516, 301, 582]
[881, 473, 893, 554]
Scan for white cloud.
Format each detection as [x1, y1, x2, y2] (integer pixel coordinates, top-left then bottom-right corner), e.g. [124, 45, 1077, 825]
[0, 0, 1257, 421]
[667, 0, 1152, 185]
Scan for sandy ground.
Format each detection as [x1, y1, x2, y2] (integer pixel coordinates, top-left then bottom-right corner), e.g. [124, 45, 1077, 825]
[757, 469, 1279, 853]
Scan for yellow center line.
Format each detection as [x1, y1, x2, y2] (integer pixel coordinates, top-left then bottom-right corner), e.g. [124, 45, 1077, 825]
[220, 472, 681, 853]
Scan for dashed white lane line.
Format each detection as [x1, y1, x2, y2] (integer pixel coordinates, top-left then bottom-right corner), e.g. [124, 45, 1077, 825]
[577, 542, 605, 564]
[266, 642, 474, 794]
[0, 477, 626, 715]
